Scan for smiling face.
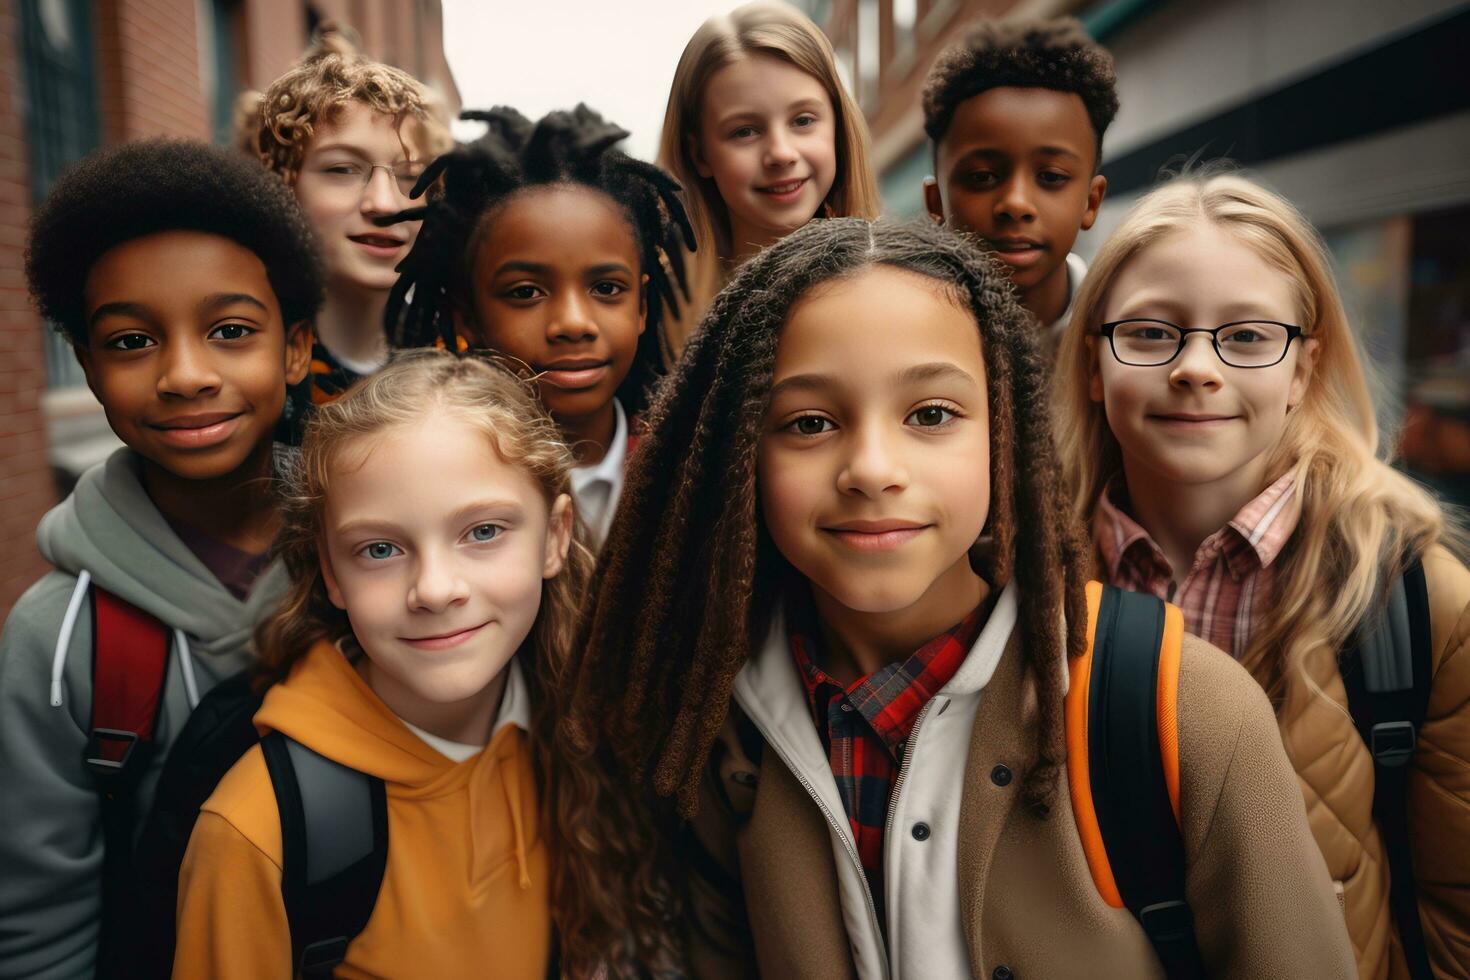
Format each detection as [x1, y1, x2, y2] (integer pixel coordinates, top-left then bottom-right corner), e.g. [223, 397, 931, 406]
[1091, 222, 1319, 495]
[292, 101, 426, 294]
[77, 230, 311, 481]
[759, 265, 990, 621]
[464, 185, 646, 429]
[694, 52, 838, 256]
[320, 410, 572, 719]
[925, 87, 1105, 317]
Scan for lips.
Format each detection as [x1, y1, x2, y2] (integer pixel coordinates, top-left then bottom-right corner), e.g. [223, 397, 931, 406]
[986, 238, 1047, 270]
[755, 177, 809, 203]
[348, 233, 407, 256]
[823, 519, 931, 552]
[146, 411, 244, 449]
[1148, 413, 1239, 428]
[401, 622, 489, 651]
[536, 359, 611, 391]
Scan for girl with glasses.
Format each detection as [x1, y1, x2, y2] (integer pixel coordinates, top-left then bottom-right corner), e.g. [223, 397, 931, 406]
[1053, 172, 1470, 978]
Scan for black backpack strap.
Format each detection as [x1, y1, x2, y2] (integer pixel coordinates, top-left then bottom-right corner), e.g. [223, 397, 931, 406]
[1341, 559, 1433, 979]
[1090, 585, 1205, 980]
[261, 731, 389, 977]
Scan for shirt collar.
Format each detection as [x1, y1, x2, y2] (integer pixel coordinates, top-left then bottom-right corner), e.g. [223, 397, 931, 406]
[569, 398, 627, 495]
[1093, 471, 1302, 584]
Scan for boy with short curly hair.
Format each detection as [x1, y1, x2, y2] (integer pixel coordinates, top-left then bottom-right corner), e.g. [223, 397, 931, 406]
[0, 139, 322, 977]
[922, 18, 1118, 336]
[252, 28, 453, 425]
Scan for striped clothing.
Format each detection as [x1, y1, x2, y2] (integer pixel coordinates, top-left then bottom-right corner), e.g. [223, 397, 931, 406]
[1092, 471, 1301, 660]
[788, 596, 982, 918]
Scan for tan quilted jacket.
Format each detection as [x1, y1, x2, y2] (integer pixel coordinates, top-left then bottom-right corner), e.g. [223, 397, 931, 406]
[1276, 545, 1470, 979]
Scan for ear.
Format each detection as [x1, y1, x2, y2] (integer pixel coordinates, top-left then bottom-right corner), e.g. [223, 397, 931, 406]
[284, 320, 314, 386]
[1085, 335, 1105, 403]
[1287, 336, 1321, 411]
[543, 493, 574, 580]
[637, 273, 649, 338]
[688, 133, 713, 179]
[923, 177, 945, 224]
[73, 341, 100, 396]
[1081, 174, 1108, 232]
[319, 543, 348, 611]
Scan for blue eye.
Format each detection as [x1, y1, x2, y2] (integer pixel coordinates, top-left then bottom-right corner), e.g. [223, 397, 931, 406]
[469, 524, 501, 542]
[360, 541, 400, 560]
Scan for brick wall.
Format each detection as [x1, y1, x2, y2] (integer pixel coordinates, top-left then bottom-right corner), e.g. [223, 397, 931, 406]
[96, 0, 210, 141]
[0, 0, 60, 613]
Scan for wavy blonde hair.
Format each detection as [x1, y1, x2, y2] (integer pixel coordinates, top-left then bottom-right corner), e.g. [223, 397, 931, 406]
[656, 0, 881, 360]
[1055, 173, 1461, 709]
[253, 349, 646, 969]
[253, 25, 452, 184]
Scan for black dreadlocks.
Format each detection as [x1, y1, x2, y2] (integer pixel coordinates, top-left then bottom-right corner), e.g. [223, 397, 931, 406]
[383, 104, 695, 415]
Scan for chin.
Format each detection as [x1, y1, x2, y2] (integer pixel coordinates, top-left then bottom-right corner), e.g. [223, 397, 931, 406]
[817, 576, 931, 616]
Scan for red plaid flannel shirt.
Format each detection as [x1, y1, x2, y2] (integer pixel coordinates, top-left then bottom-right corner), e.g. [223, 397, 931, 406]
[787, 597, 982, 917]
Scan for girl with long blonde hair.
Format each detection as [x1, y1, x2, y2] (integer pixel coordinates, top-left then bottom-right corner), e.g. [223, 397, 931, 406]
[656, 0, 880, 359]
[171, 350, 640, 977]
[1054, 172, 1470, 977]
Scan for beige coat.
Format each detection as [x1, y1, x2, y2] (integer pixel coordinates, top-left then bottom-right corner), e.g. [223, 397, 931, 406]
[686, 609, 1355, 978]
[1276, 546, 1470, 978]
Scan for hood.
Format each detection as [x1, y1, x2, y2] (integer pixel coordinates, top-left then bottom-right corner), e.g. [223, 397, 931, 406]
[36, 448, 287, 656]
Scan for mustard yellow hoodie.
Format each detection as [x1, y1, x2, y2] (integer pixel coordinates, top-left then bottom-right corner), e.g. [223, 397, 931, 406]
[173, 640, 551, 979]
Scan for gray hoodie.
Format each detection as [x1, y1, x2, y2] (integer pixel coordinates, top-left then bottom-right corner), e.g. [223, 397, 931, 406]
[0, 449, 286, 980]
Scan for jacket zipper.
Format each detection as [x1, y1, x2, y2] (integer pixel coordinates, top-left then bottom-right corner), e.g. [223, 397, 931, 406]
[738, 696, 891, 980]
[883, 696, 937, 846]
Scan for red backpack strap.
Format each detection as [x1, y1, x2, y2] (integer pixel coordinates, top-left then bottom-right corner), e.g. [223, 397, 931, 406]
[87, 587, 171, 779]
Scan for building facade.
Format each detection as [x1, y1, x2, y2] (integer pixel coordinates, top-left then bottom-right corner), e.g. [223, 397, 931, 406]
[0, 0, 459, 617]
[808, 0, 1470, 505]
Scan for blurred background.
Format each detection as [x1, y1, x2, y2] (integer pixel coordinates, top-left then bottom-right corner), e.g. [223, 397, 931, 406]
[0, 0, 1466, 617]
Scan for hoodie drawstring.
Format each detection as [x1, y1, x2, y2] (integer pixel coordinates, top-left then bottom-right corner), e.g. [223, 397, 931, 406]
[174, 629, 200, 709]
[50, 570, 91, 708]
[499, 758, 531, 890]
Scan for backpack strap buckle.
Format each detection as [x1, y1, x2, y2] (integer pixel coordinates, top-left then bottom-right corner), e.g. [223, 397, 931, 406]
[1138, 899, 1195, 944]
[1370, 720, 1417, 767]
[299, 936, 350, 975]
[85, 727, 144, 780]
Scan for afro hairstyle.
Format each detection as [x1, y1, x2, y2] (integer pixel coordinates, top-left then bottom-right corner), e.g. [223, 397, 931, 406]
[922, 17, 1119, 163]
[26, 138, 325, 346]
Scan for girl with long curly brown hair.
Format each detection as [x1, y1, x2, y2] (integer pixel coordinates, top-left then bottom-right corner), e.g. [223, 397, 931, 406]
[562, 218, 1352, 978]
[172, 349, 606, 978]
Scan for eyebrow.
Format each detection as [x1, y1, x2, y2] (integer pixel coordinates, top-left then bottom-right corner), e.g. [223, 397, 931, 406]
[202, 293, 269, 315]
[493, 261, 636, 279]
[334, 498, 525, 540]
[716, 98, 824, 128]
[307, 143, 418, 164]
[770, 361, 981, 399]
[89, 301, 154, 328]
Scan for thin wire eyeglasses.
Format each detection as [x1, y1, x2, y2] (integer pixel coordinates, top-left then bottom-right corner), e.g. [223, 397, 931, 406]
[311, 160, 425, 198]
[1099, 318, 1305, 369]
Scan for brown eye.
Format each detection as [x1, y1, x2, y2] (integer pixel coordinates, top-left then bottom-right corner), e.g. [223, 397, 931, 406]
[791, 416, 833, 436]
[907, 405, 955, 427]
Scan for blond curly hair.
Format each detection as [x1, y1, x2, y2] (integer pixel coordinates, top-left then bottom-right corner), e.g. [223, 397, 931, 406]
[254, 25, 452, 184]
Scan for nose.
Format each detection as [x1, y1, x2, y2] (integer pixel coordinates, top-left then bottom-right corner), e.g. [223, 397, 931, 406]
[360, 166, 402, 216]
[763, 130, 799, 170]
[156, 336, 222, 399]
[408, 546, 470, 614]
[1169, 333, 1224, 390]
[546, 290, 599, 343]
[993, 174, 1037, 225]
[836, 421, 909, 497]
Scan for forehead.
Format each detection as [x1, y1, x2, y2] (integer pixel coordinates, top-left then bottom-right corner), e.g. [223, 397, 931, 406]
[474, 185, 638, 269]
[85, 230, 276, 311]
[939, 86, 1095, 164]
[305, 101, 423, 159]
[775, 265, 985, 382]
[1105, 223, 1299, 321]
[702, 52, 831, 118]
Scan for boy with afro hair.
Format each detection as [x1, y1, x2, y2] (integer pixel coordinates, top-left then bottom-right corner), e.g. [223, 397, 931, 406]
[0, 139, 321, 977]
[250, 26, 452, 433]
[922, 17, 1118, 337]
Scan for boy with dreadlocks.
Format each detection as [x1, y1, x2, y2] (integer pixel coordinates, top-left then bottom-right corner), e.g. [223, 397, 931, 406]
[922, 18, 1116, 341]
[386, 104, 693, 548]
[253, 26, 451, 436]
[559, 219, 1354, 978]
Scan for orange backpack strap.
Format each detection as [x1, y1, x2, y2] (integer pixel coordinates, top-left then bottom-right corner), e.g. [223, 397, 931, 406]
[1066, 582, 1201, 979]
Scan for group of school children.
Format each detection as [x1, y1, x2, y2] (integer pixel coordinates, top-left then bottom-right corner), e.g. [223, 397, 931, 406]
[2, 6, 1467, 980]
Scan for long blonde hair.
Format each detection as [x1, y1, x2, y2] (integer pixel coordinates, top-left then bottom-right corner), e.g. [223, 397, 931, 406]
[656, 0, 881, 359]
[1055, 173, 1459, 709]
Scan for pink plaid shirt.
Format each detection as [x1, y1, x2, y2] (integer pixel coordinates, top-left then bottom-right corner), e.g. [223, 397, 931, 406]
[1092, 471, 1302, 660]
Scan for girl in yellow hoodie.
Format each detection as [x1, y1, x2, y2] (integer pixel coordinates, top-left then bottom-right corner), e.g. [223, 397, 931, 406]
[173, 350, 595, 979]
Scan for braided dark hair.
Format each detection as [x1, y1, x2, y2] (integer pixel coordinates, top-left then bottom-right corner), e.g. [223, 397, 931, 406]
[564, 217, 1090, 821]
[383, 104, 694, 415]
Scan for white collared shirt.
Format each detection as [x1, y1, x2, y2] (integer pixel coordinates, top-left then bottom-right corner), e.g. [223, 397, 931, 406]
[1047, 251, 1090, 340]
[569, 398, 628, 549]
[400, 656, 531, 762]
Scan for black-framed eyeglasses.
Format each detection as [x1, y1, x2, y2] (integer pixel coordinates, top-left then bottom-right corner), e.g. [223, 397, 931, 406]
[1099, 319, 1305, 368]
